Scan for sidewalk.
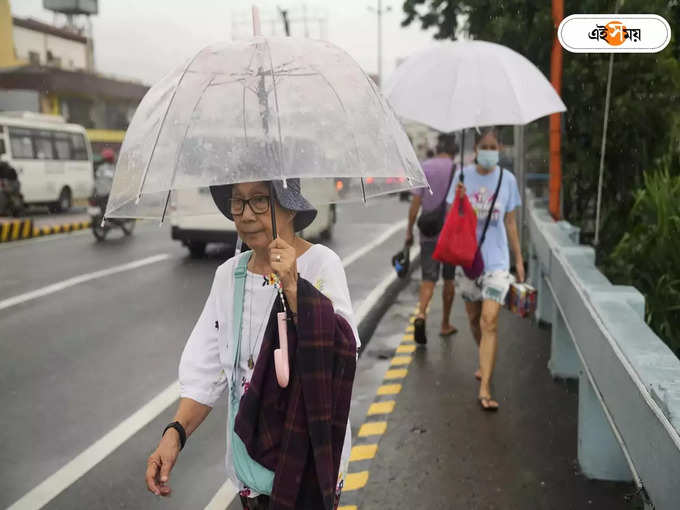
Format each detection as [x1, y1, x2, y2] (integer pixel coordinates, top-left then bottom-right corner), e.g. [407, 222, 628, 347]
[340, 274, 640, 510]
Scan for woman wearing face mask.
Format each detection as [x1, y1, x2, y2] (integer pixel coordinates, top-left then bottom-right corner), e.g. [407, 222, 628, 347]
[445, 128, 524, 411]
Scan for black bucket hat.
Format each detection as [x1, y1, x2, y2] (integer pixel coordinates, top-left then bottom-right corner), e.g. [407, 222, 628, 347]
[210, 178, 318, 232]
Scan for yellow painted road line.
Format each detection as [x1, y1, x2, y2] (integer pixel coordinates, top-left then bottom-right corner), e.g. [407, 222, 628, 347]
[377, 384, 402, 396]
[408, 316, 415, 324]
[367, 400, 396, 415]
[338, 506, 357, 510]
[358, 421, 387, 437]
[384, 368, 408, 380]
[403, 333, 414, 340]
[390, 355, 412, 366]
[1, 222, 9, 242]
[396, 344, 416, 353]
[343, 471, 369, 491]
[349, 444, 378, 462]
[406, 325, 414, 332]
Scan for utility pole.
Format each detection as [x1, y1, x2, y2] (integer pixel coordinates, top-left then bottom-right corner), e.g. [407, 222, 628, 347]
[232, 5, 327, 40]
[368, 1, 391, 89]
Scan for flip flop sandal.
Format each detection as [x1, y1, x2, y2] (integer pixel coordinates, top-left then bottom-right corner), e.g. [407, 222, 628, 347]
[439, 326, 458, 337]
[414, 317, 427, 345]
[478, 396, 499, 412]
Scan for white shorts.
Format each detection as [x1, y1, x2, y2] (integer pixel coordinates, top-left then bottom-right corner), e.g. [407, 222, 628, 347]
[456, 268, 515, 304]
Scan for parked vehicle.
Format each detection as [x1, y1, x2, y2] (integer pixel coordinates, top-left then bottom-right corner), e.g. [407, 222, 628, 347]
[0, 112, 94, 212]
[170, 185, 336, 258]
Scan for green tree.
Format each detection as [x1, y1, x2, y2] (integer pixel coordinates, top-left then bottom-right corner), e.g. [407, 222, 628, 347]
[607, 167, 680, 354]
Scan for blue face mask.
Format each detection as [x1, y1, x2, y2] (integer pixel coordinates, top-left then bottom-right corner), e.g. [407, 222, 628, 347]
[477, 149, 499, 170]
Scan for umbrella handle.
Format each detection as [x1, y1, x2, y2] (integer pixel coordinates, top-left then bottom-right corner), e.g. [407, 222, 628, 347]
[270, 181, 277, 239]
[274, 311, 289, 388]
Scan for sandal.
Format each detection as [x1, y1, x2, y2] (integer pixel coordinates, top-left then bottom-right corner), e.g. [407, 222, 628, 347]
[414, 317, 427, 345]
[439, 325, 458, 337]
[478, 396, 499, 412]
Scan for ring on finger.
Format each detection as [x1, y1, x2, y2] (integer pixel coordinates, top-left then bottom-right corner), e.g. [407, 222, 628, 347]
[276, 255, 281, 262]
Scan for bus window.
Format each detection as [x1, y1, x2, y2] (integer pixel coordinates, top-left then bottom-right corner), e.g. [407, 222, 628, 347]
[9, 127, 35, 159]
[70, 133, 88, 161]
[34, 130, 55, 160]
[54, 132, 72, 160]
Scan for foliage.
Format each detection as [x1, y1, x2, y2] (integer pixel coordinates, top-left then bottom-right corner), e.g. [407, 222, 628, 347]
[607, 167, 680, 355]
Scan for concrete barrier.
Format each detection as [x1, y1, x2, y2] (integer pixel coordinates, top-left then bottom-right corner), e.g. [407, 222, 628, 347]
[526, 194, 680, 510]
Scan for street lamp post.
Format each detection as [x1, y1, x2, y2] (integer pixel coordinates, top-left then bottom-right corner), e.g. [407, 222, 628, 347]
[368, 1, 391, 88]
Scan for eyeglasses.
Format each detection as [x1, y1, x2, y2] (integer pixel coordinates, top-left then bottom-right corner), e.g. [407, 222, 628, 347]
[229, 195, 271, 216]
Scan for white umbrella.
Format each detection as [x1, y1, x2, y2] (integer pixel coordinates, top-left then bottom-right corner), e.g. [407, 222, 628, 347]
[384, 40, 566, 132]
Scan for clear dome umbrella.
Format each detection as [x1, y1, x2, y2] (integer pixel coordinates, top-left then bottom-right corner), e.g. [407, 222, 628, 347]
[104, 34, 428, 223]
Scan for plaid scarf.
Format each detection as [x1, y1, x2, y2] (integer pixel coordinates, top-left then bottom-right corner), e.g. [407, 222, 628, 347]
[234, 277, 357, 510]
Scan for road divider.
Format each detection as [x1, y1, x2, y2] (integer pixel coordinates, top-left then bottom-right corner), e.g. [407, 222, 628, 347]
[0, 218, 91, 243]
[0, 219, 33, 242]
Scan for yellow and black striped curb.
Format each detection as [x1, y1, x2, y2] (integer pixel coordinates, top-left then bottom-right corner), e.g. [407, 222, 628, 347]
[0, 219, 91, 243]
[338, 308, 419, 510]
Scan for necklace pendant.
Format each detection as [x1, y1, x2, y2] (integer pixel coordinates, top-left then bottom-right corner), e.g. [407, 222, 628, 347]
[248, 355, 254, 370]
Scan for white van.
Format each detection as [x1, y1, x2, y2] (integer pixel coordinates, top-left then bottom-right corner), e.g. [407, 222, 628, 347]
[0, 112, 94, 212]
[170, 186, 336, 258]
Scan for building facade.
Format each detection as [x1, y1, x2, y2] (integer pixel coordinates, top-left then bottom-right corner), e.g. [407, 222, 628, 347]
[0, 0, 148, 154]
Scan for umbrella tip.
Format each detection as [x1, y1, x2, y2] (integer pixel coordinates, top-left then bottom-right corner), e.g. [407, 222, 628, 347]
[100, 218, 106, 228]
[282, 178, 288, 189]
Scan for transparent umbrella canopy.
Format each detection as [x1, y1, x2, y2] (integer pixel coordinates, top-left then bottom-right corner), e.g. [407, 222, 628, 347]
[105, 36, 428, 221]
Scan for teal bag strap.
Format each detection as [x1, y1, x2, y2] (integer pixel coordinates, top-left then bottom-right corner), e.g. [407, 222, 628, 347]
[229, 251, 274, 495]
[231, 252, 251, 381]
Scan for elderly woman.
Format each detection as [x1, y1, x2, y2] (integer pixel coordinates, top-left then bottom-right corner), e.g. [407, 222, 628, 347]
[145, 179, 359, 510]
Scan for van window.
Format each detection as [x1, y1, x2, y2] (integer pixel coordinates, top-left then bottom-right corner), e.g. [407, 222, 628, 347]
[0, 139, 5, 156]
[9, 127, 35, 159]
[54, 132, 72, 160]
[34, 130, 55, 160]
[70, 133, 88, 161]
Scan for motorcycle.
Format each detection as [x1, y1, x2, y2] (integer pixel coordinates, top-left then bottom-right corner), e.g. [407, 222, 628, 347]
[88, 194, 135, 241]
[0, 177, 26, 217]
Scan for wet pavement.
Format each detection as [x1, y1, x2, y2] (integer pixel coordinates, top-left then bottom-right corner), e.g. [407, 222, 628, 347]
[343, 273, 640, 510]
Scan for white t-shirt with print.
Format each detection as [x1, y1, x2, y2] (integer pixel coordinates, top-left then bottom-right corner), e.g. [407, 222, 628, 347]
[178, 244, 359, 498]
[446, 165, 521, 272]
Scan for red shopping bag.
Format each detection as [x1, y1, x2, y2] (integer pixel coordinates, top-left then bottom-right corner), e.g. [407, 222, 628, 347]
[433, 191, 478, 267]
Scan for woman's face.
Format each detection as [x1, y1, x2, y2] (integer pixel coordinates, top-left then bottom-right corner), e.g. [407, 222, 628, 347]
[476, 132, 500, 153]
[231, 181, 293, 249]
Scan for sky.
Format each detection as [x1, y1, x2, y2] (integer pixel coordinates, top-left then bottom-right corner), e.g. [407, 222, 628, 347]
[9, 0, 440, 86]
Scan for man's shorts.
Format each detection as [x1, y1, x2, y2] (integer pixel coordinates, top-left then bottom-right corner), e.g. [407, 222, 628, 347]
[420, 240, 456, 282]
[456, 268, 514, 304]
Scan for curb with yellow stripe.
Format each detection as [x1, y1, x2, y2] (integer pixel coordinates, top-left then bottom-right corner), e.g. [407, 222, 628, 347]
[0, 219, 91, 243]
[338, 309, 419, 510]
